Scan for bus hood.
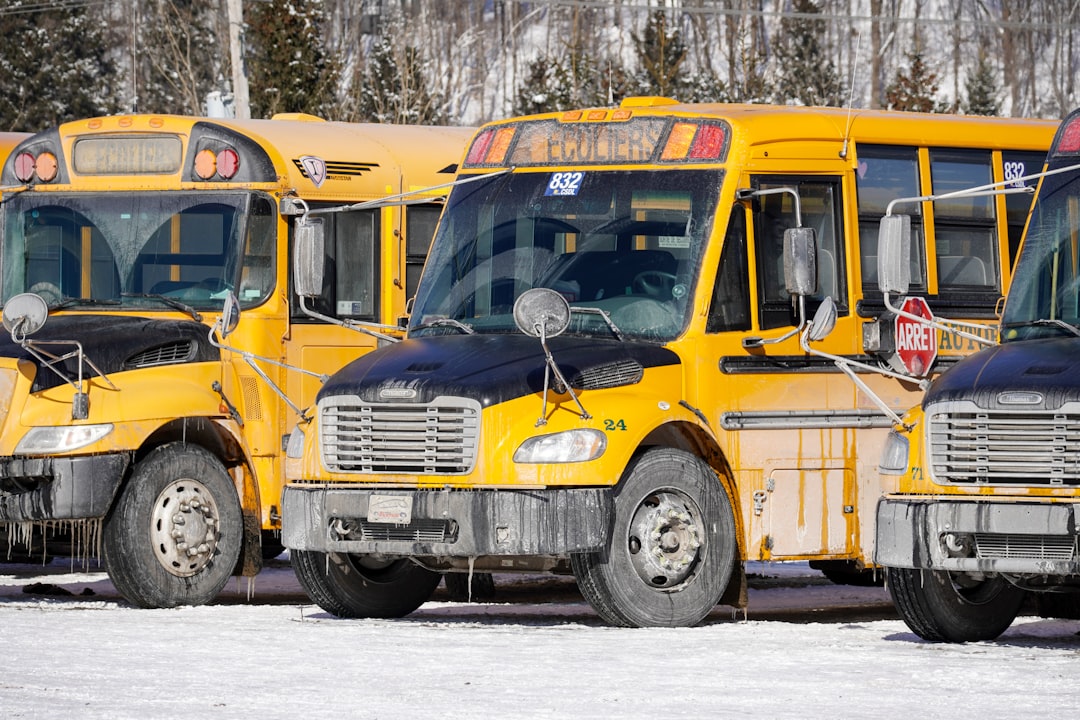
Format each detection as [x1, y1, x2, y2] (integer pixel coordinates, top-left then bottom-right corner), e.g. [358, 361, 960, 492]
[0, 315, 219, 392]
[925, 336, 1080, 410]
[317, 334, 681, 407]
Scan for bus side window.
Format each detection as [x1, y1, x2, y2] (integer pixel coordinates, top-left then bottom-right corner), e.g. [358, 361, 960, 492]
[856, 145, 926, 294]
[753, 177, 846, 331]
[929, 149, 998, 293]
[405, 204, 442, 302]
[1002, 150, 1047, 267]
[706, 206, 750, 332]
[290, 208, 379, 322]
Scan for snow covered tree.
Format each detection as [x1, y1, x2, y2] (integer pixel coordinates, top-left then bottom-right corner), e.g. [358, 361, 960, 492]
[348, 7, 444, 124]
[885, 51, 947, 113]
[510, 50, 632, 115]
[772, 0, 844, 107]
[963, 53, 1002, 116]
[0, 1, 117, 131]
[137, 0, 224, 115]
[632, 10, 688, 99]
[246, 0, 340, 119]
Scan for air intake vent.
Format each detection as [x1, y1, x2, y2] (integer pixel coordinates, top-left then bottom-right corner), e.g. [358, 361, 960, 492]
[125, 340, 196, 369]
[975, 533, 1077, 561]
[571, 360, 643, 390]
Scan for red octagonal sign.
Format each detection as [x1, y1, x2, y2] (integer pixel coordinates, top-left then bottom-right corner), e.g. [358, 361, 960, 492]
[895, 296, 938, 376]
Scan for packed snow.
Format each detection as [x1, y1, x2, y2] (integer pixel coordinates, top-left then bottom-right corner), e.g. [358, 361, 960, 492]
[1, 556, 1077, 718]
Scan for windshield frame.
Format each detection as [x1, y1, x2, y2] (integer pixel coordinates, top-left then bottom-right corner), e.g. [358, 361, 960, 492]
[409, 167, 724, 343]
[0, 189, 278, 314]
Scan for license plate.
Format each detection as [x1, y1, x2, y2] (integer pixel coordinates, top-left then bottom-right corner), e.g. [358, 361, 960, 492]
[367, 494, 413, 524]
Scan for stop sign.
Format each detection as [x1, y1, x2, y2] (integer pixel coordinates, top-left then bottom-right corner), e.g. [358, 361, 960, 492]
[894, 296, 938, 376]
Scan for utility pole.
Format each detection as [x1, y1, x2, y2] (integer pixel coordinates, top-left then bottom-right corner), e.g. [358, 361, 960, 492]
[227, 0, 251, 119]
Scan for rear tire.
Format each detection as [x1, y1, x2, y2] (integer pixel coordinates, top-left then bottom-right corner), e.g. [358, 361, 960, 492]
[886, 566, 1024, 642]
[291, 550, 440, 618]
[102, 443, 243, 608]
[571, 448, 737, 627]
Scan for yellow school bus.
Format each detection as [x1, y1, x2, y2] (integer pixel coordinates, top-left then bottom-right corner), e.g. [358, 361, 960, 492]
[0, 114, 473, 608]
[281, 99, 1055, 626]
[875, 107, 1080, 642]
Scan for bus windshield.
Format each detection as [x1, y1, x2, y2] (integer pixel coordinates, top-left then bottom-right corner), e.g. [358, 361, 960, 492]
[1001, 172, 1080, 340]
[0, 191, 277, 312]
[410, 168, 723, 342]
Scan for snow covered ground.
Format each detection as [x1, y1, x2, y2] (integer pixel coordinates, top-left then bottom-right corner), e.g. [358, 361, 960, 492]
[1, 556, 1078, 719]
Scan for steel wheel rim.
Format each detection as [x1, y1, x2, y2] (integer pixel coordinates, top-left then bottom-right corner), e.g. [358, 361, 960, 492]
[627, 490, 705, 589]
[150, 478, 222, 577]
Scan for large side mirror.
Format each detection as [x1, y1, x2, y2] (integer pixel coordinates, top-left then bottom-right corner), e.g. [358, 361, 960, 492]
[292, 216, 325, 298]
[218, 292, 241, 338]
[2, 292, 49, 337]
[513, 288, 571, 339]
[877, 214, 911, 296]
[783, 226, 818, 297]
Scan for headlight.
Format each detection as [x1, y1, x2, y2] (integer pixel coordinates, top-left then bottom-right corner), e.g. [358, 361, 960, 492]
[513, 429, 606, 464]
[878, 429, 910, 475]
[15, 424, 113, 455]
[285, 425, 306, 459]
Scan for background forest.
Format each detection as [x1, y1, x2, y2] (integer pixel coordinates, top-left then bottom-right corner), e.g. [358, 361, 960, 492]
[1, 0, 1078, 133]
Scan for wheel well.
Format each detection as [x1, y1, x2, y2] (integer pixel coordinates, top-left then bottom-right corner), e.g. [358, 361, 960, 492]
[638, 421, 747, 608]
[132, 417, 262, 577]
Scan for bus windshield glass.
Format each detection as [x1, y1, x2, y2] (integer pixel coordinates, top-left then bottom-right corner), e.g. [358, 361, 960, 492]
[0, 191, 276, 312]
[410, 168, 723, 342]
[1001, 171, 1080, 340]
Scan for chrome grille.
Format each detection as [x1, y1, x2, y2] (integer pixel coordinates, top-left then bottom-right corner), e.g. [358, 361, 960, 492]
[975, 533, 1077, 561]
[927, 401, 1080, 485]
[126, 341, 195, 368]
[354, 519, 455, 543]
[319, 396, 480, 474]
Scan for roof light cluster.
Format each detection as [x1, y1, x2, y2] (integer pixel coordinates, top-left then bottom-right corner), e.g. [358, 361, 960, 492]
[193, 146, 241, 180]
[13, 149, 58, 184]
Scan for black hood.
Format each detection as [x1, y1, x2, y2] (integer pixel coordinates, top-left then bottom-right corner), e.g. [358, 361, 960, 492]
[318, 333, 681, 406]
[925, 336, 1080, 410]
[0, 314, 219, 392]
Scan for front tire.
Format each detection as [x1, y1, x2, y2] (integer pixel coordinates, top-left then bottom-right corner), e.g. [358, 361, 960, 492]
[886, 566, 1024, 642]
[102, 443, 243, 608]
[291, 550, 440, 618]
[571, 448, 737, 627]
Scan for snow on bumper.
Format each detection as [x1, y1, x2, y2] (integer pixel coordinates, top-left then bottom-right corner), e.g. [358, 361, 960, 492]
[875, 497, 1080, 574]
[281, 484, 612, 556]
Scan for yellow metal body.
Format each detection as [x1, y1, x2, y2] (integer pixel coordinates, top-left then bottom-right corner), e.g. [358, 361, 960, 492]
[0, 115, 473, 562]
[289, 102, 1056, 577]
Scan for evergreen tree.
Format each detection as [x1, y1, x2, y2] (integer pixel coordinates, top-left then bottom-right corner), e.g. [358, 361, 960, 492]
[632, 10, 688, 98]
[772, 0, 844, 107]
[885, 51, 947, 113]
[138, 0, 224, 115]
[510, 50, 632, 115]
[0, 1, 117, 131]
[511, 56, 572, 116]
[246, 0, 340, 119]
[963, 53, 1002, 116]
[348, 8, 444, 124]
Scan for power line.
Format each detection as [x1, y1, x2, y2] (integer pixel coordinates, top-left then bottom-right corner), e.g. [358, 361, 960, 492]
[509, 0, 1080, 33]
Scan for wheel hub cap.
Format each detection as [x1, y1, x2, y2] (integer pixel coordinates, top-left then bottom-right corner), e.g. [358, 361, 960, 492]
[627, 491, 704, 588]
[151, 479, 221, 577]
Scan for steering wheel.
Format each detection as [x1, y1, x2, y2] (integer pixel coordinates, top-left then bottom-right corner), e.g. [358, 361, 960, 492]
[632, 270, 677, 298]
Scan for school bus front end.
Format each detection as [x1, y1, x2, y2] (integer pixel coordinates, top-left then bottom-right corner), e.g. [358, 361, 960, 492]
[282, 101, 1056, 627]
[875, 109, 1080, 643]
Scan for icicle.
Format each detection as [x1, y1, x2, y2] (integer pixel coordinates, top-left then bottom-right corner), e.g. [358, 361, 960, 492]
[466, 556, 475, 602]
[246, 575, 255, 601]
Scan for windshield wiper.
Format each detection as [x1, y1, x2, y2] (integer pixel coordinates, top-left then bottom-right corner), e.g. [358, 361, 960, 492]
[121, 293, 203, 322]
[52, 297, 122, 310]
[412, 317, 475, 335]
[1003, 319, 1080, 338]
[570, 306, 625, 341]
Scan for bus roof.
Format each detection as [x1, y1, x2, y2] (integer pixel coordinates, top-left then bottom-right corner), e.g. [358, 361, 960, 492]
[465, 99, 1058, 170]
[6, 115, 475, 200]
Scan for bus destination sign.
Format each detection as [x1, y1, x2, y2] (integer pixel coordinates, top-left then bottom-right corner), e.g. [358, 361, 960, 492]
[72, 135, 183, 175]
[509, 118, 667, 166]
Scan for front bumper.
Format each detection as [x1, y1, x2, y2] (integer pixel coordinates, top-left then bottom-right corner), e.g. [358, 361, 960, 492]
[281, 484, 612, 556]
[0, 454, 130, 522]
[875, 497, 1080, 574]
